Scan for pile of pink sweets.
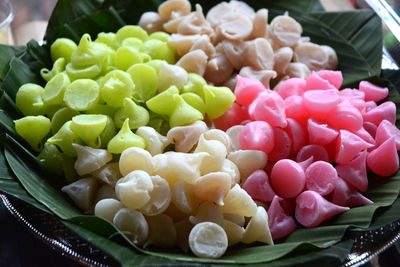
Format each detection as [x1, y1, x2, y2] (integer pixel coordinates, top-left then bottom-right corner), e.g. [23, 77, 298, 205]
[213, 70, 400, 240]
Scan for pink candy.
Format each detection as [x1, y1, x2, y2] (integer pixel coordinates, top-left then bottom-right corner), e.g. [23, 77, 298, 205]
[235, 75, 266, 106]
[296, 144, 329, 163]
[359, 81, 388, 102]
[336, 150, 368, 192]
[248, 91, 287, 128]
[278, 78, 306, 99]
[239, 121, 274, 154]
[305, 161, 338, 196]
[268, 196, 297, 240]
[375, 120, 400, 150]
[331, 177, 373, 207]
[268, 128, 292, 162]
[367, 137, 399, 177]
[270, 159, 305, 198]
[307, 118, 338, 146]
[242, 170, 276, 202]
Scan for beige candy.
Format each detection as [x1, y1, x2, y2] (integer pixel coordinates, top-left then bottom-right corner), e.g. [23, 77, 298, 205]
[73, 144, 112, 176]
[190, 35, 216, 58]
[158, 0, 191, 20]
[152, 153, 179, 186]
[175, 220, 193, 252]
[119, 147, 155, 176]
[250, 8, 268, 39]
[221, 40, 246, 70]
[239, 66, 277, 89]
[220, 184, 257, 217]
[167, 120, 208, 153]
[144, 214, 177, 248]
[172, 181, 200, 214]
[228, 0, 256, 18]
[223, 219, 244, 246]
[220, 159, 241, 187]
[285, 62, 311, 79]
[140, 175, 171, 216]
[274, 47, 293, 76]
[138, 11, 165, 34]
[178, 4, 214, 36]
[195, 135, 227, 175]
[242, 206, 273, 245]
[136, 126, 170, 156]
[193, 172, 231, 206]
[91, 162, 121, 186]
[226, 125, 243, 152]
[223, 74, 238, 91]
[269, 14, 302, 47]
[177, 49, 208, 76]
[203, 129, 231, 153]
[113, 208, 149, 245]
[217, 12, 253, 41]
[94, 184, 117, 204]
[204, 52, 234, 84]
[294, 42, 334, 71]
[189, 201, 224, 227]
[321, 45, 338, 70]
[224, 213, 245, 227]
[94, 198, 123, 223]
[227, 149, 268, 182]
[158, 62, 188, 91]
[244, 38, 274, 70]
[168, 34, 202, 57]
[167, 152, 209, 184]
[163, 16, 185, 33]
[62, 177, 99, 212]
[189, 222, 228, 259]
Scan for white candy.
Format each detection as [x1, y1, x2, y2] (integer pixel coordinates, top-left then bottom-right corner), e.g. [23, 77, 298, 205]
[140, 175, 171, 216]
[189, 222, 228, 258]
[227, 150, 268, 182]
[94, 198, 123, 222]
[172, 181, 200, 214]
[202, 129, 231, 154]
[167, 120, 208, 153]
[226, 125, 243, 152]
[73, 144, 112, 176]
[145, 214, 177, 248]
[91, 162, 121, 186]
[113, 208, 149, 245]
[242, 206, 273, 245]
[220, 184, 257, 217]
[158, 62, 188, 91]
[119, 147, 155, 176]
[223, 219, 244, 246]
[220, 159, 240, 187]
[167, 151, 209, 184]
[224, 213, 245, 227]
[189, 202, 224, 227]
[193, 172, 231, 206]
[136, 126, 170, 156]
[195, 135, 227, 175]
[61, 177, 99, 212]
[94, 184, 117, 203]
[152, 153, 179, 186]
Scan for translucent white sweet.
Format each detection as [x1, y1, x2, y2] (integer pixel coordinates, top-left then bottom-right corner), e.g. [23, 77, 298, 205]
[269, 14, 302, 47]
[206, 2, 232, 28]
[138, 12, 165, 34]
[226, 125, 243, 152]
[220, 40, 245, 70]
[94, 198, 123, 222]
[294, 42, 335, 71]
[217, 12, 253, 41]
[113, 208, 149, 245]
[239, 67, 277, 89]
[223, 219, 244, 246]
[228, 0, 256, 18]
[167, 120, 208, 153]
[220, 184, 257, 217]
[193, 172, 231, 206]
[158, 0, 191, 20]
[91, 162, 121, 186]
[220, 159, 240, 187]
[163, 15, 185, 33]
[190, 35, 215, 58]
[144, 214, 177, 248]
[167, 152, 209, 184]
[244, 38, 274, 70]
[285, 62, 311, 79]
[224, 213, 245, 227]
[189, 202, 224, 227]
[175, 220, 193, 252]
[204, 52, 234, 84]
[94, 184, 117, 203]
[189, 222, 228, 259]
[203, 129, 232, 152]
[172, 181, 200, 214]
[176, 49, 208, 76]
[195, 135, 227, 175]
[61, 177, 99, 212]
[274, 47, 293, 76]
[158, 62, 188, 91]
[250, 8, 268, 39]
[178, 4, 214, 36]
[227, 150, 268, 182]
[119, 147, 155, 176]
[136, 126, 170, 156]
[140, 175, 171, 216]
[72, 144, 112, 176]
[115, 170, 154, 210]
[152, 153, 179, 186]
[242, 206, 273, 245]
[321, 45, 338, 70]
[168, 34, 201, 56]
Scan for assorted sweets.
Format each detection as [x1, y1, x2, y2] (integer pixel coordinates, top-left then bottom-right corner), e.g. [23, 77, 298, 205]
[11, 0, 400, 260]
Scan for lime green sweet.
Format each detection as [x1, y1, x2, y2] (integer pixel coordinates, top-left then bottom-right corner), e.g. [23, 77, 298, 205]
[98, 116, 116, 148]
[114, 98, 149, 129]
[64, 79, 100, 111]
[146, 59, 164, 74]
[107, 118, 145, 154]
[127, 63, 159, 102]
[42, 72, 71, 106]
[70, 114, 108, 148]
[147, 112, 170, 136]
[14, 115, 51, 151]
[141, 39, 175, 64]
[149, 32, 170, 42]
[95, 32, 118, 50]
[181, 73, 207, 99]
[115, 25, 149, 45]
[146, 85, 179, 116]
[115, 46, 143, 71]
[203, 85, 236, 119]
[51, 107, 80, 134]
[50, 38, 78, 63]
[181, 92, 205, 115]
[100, 70, 134, 107]
[86, 104, 118, 118]
[169, 94, 203, 128]
[47, 121, 83, 157]
[15, 83, 45, 116]
[71, 34, 105, 68]
[121, 37, 144, 50]
[40, 58, 66, 82]
[66, 62, 102, 80]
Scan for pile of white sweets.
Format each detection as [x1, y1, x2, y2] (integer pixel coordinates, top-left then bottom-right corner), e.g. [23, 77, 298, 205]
[62, 121, 272, 258]
[139, 0, 338, 89]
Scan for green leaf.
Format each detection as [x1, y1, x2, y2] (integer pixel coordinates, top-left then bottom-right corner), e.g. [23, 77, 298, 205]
[0, 45, 25, 81]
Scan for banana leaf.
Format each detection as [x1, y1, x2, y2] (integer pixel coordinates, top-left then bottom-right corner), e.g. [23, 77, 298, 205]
[0, 0, 398, 265]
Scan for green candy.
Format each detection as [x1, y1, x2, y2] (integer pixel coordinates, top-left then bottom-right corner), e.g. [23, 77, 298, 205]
[182, 73, 207, 99]
[141, 39, 175, 64]
[107, 118, 145, 154]
[146, 85, 179, 116]
[149, 32, 170, 42]
[47, 121, 83, 157]
[115, 25, 148, 45]
[115, 46, 143, 71]
[86, 104, 118, 118]
[42, 72, 71, 106]
[181, 92, 205, 116]
[64, 79, 100, 111]
[203, 85, 236, 119]
[40, 57, 66, 82]
[95, 32, 117, 50]
[146, 59, 164, 74]
[169, 95, 203, 128]
[66, 62, 102, 80]
[127, 63, 159, 102]
[71, 34, 105, 68]
[50, 38, 77, 63]
[51, 107, 79, 134]
[14, 115, 51, 152]
[121, 37, 144, 50]
[100, 70, 134, 108]
[114, 98, 149, 129]
[99, 116, 116, 148]
[70, 114, 108, 148]
[147, 112, 170, 136]
[15, 83, 45, 116]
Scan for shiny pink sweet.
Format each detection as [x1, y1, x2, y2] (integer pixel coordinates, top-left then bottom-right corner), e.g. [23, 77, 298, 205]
[335, 130, 372, 164]
[327, 100, 363, 132]
[303, 89, 339, 118]
[305, 161, 338, 196]
[285, 118, 307, 154]
[363, 121, 377, 138]
[363, 101, 396, 126]
[359, 81, 389, 102]
[331, 177, 373, 207]
[307, 118, 338, 146]
[242, 170, 276, 202]
[354, 127, 375, 149]
[268, 128, 292, 162]
[295, 190, 349, 228]
[367, 137, 399, 177]
[375, 119, 400, 150]
[305, 71, 337, 91]
[248, 91, 287, 128]
[239, 120, 275, 154]
[339, 88, 365, 101]
[284, 95, 310, 123]
[213, 102, 249, 131]
[268, 196, 297, 240]
[277, 78, 306, 99]
[234, 75, 266, 106]
[298, 156, 314, 171]
[335, 150, 368, 192]
[315, 70, 343, 89]
[296, 144, 329, 163]
[271, 159, 305, 198]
